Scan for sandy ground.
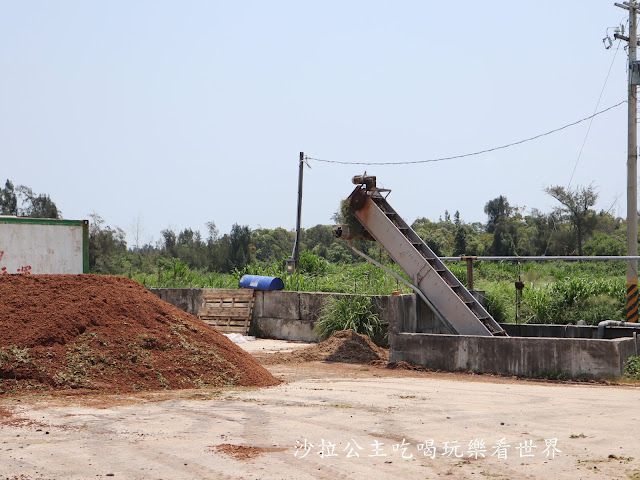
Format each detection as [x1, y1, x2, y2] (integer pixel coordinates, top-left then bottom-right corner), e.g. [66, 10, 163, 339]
[1, 339, 640, 480]
[235, 338, 312, 354]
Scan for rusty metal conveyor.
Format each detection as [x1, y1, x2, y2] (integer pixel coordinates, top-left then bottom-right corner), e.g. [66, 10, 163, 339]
[345, 176, 506, 337]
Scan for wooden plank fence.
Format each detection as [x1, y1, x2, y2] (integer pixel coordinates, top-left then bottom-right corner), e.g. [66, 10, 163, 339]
[197, 288, 255, 335]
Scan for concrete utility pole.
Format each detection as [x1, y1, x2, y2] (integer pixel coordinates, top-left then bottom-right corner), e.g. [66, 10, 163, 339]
[615, 1, 640, 322]
[286, 152, 306, 275]
[294, 152, 305, 269]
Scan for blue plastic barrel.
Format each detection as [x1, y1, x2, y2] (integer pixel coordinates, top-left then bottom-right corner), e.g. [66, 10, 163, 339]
[238, 274, 285, 291]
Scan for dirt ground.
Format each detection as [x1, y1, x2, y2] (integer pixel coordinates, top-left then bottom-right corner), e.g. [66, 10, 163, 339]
[1, 338, 640, 480]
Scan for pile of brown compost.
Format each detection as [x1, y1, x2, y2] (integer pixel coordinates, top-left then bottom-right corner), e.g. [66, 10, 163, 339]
[0, 274, 279, 393]
[260, 329, 388, 365]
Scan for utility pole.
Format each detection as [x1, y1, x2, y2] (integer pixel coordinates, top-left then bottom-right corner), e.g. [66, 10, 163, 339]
[287, 152, 305, 274]
[294, 151, 304, 268]
[615, 1, 640, 322]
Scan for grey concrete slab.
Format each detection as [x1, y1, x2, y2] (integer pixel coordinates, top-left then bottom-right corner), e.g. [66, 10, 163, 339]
[390, 333, 637, 379]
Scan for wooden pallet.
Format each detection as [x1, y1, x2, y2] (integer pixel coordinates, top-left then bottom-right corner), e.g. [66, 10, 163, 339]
[197, 288, 255, 335]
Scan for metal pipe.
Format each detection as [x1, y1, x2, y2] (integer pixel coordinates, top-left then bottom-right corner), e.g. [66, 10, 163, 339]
[597, 320, 640, 339]
[439, 256, 640, 262]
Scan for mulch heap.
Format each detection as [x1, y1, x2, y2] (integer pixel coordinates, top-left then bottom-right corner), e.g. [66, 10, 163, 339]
[0, 275, 279, 394]
[261, 329, 389, 365]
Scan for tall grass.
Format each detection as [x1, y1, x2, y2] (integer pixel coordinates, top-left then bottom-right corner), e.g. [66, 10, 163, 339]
[129, 254, 627, 326]
[521, 277, 625, 325]
[314, 295, 382, 341]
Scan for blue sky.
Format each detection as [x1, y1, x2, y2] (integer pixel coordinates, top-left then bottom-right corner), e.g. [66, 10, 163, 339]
[0, 1, 632, 245]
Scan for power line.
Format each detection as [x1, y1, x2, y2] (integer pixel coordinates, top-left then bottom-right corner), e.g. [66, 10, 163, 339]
[544, 41, 623, 254]
[306, 100, 627, 166]
[568, 40, 622, 187]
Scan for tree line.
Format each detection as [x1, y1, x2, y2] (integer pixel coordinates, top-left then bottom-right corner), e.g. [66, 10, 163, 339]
[0, 180, 631, 275]
[0, 180, 60, 219]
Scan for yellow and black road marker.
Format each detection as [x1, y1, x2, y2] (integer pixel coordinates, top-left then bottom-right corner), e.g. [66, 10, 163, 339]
[627, 281, 639, 323]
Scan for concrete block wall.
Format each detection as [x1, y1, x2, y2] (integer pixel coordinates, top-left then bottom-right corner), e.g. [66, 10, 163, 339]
[151, 288, 203, 317]
[149, 288, 416, 346]
[250, 290, 417, 346]
[502, 323, 639, 340]
[250, 290, 317, 342]
[390, 333, 638, 378]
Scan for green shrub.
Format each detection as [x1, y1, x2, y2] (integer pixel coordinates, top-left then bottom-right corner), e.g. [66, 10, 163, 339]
[567, 295, 623, 325]
[522, 277, 625, 325]
[484, 289, 510, 323]
[314, 295, 382, 341]
[337, 199, 366, 234]
[583, 233, 625, 256]
[624, 356, 640, 379]
[299, 250, 329, 275]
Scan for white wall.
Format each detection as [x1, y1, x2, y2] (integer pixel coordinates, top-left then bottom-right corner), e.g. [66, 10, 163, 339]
[0, 222, 85, 274]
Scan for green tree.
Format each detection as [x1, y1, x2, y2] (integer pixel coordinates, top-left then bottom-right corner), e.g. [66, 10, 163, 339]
[452, 211, 469, 255]
[302, 224, 334, 255]
[326, 241, 355, 263]
[412, 217, 454, 256]
[213, 235, 232, 272]
[484, 196, 510, 234]
[88, 213, 127, 274]
[484, 196, 517, 255]
[583, 232, 625, 256]
[229, 224, 252, 271]
[205, 221, 225, 271]
[0, 180, 17, 215]
[545, 185, 598, 256]
[15, 185, 60, 218]
[161, 229, 177, 257]
[523, 208, 555, 255]
[252, 227, 294, 263]
[175, 228, 206, 269]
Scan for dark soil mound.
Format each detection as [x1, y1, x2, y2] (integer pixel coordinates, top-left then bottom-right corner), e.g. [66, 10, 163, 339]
[262, 329, 388, 364]
[0, 275, 279, 393]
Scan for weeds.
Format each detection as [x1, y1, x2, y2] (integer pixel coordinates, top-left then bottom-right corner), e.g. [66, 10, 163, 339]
[314, 295, 382, 341]
[138, 334, 165, 350]
[624, 356, 640, 379]
[6, 346, 31, 364]
[534, 369, 569, 381]
[522, 278, 625, 325]
[0, 346, 34, 377]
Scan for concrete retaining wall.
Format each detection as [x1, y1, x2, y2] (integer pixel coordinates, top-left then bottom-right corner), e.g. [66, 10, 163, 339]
[501, 323, 638, 339]
[250, 290, 317, 342]
[151, 288, 203, 317]
[390, 332, 639, 378]
[251, 290, 417, 346]
[149, 288, 417, 346]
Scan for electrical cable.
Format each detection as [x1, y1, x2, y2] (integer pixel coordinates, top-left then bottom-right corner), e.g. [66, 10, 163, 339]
[306, 101, 626, 166]
[568, 40, 622, 187]
[543, 40, 622, 254]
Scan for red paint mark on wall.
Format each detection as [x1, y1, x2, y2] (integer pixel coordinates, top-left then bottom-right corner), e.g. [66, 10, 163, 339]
[0, 253, 33, 275]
